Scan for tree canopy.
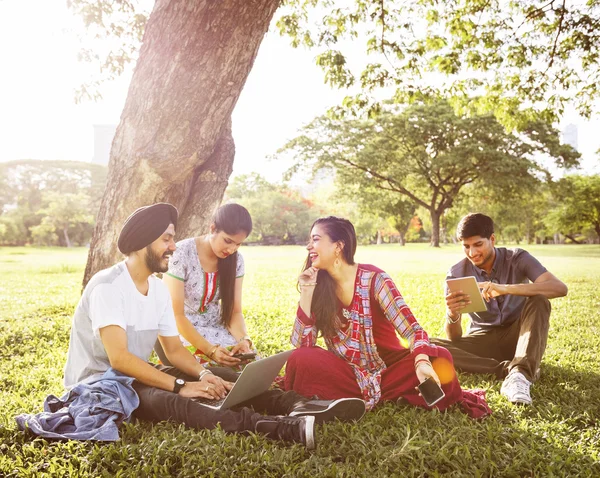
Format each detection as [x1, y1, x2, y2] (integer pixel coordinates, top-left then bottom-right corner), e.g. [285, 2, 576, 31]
[71, 1, 600, 126]
[278, 0, 600, 125]
[279, 100, 580, 246]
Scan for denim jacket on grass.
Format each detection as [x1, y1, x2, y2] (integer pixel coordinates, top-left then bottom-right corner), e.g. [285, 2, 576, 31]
[15, 368, 139, 441]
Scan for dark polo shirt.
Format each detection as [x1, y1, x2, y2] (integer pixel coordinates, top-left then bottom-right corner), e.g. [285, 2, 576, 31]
[445, 247, 547, 332]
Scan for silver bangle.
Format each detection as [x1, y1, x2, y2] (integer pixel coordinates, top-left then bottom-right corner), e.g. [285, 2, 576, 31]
[446, 312, 461, 325]
[198, 369, 213, 380]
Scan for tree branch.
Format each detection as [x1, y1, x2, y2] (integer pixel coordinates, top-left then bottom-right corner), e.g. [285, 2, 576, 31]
[379, 0, 396, 69]
[335, 156, 429, 209]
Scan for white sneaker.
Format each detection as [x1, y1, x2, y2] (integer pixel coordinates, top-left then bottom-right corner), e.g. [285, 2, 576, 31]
[501, 371, 532, 405]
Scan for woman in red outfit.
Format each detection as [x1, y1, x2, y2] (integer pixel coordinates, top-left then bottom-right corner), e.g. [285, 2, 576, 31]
[285, 216, 490, 417]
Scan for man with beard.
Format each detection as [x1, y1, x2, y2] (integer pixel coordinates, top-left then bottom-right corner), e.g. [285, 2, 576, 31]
[431, 213, 568, 405]
[62, 203, 365, 448]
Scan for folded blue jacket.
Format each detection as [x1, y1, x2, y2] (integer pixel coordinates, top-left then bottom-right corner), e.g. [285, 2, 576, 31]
[15, 368, 139, 441]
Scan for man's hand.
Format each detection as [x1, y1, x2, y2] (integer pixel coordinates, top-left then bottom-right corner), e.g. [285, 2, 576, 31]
[445, 290, 471, 316]
[178, 374, 234, 400]
[478, 281, 508, 302]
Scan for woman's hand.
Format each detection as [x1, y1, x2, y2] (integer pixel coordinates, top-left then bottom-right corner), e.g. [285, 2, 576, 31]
[210, 345, 241, 367]
[298, 267, 318, 287]
[230, 339, 252, 355]
[415, 360, 441, 387]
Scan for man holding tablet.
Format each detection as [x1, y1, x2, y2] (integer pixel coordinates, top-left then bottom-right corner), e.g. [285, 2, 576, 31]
[431, 213, 568, 405]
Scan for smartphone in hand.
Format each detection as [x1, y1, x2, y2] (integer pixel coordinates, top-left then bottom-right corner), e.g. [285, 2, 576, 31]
[417, 377, 445, 407]
[232, 352, 256, 361]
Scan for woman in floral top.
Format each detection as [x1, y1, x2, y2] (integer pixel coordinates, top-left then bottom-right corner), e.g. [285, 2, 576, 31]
[285, 216, 490, 417]
[156, 204, 254, 368]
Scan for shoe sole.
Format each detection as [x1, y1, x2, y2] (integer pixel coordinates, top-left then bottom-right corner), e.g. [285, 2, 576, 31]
[304, 415, 316, 450]
[290, 398, 367, 424]
[507, 398, 532, 406]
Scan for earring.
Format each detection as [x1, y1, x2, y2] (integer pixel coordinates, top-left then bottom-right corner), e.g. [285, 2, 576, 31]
[334, 250, 341, 268]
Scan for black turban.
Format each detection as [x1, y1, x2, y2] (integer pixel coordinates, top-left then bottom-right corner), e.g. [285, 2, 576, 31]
[117, 203, 178, 254]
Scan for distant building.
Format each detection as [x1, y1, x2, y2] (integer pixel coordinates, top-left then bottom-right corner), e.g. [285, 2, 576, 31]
[92, 124, 117, 165]
[562, 123, 578, 151]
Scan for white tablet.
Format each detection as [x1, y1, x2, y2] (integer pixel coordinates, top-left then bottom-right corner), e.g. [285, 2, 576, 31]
[445, 276, 488, 314]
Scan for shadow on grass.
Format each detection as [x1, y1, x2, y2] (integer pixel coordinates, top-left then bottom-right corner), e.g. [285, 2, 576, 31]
[533, 363, 600, 425]
[456, 362, 600, 425]
[3, 372, 600, 477]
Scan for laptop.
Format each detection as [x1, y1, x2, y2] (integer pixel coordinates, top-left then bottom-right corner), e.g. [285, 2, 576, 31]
[192, 349, 293, 410]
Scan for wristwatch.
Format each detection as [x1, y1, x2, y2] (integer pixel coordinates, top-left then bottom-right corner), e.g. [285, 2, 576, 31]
[173, 378, 186, 394]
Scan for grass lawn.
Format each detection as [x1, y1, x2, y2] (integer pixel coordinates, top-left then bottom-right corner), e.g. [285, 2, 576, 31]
[1, 243, 599, 477]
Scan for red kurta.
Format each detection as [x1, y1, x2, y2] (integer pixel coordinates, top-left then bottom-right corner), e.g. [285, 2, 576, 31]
[285, 264, 490, 418]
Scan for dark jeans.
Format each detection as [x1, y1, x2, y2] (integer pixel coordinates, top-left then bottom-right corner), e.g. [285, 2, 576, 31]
[132, 365, 305, 433]
[153, 339, 172, 366]
[431, 295, 551, 382]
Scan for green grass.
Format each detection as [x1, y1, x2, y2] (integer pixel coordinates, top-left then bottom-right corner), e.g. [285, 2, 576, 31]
[1, 244, 599, 477]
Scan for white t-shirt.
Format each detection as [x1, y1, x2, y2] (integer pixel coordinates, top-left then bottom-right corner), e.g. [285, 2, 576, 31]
[63, 262, 179, 389]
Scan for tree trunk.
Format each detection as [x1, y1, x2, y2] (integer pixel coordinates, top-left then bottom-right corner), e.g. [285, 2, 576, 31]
[430, 209, 440, 247]
[525, 226, 532, 244]
[441, 213, 448, 244]
[63, 227, 72, 248]
[83, 0, 280, 287]
[564, 234, 583, 244]
[376, 230, 382, 244]
[398, 232, 406, 246]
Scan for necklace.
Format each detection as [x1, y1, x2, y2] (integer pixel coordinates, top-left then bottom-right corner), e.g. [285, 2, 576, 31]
[342, 308, 352, 320]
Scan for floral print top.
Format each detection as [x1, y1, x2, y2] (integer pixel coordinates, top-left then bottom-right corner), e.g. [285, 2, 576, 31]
[166, 238, 245, 347]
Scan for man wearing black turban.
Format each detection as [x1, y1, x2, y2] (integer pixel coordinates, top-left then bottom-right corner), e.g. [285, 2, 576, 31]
[116, 203, 179, 274]
[59, 203, 364, 448]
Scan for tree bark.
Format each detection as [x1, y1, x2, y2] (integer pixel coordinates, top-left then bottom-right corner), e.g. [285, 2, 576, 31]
[83, 0, 281, 286]
[430, 209, 440, 247]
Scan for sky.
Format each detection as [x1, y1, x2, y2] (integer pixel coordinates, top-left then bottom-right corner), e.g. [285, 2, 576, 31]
[0, 0, 599, 180]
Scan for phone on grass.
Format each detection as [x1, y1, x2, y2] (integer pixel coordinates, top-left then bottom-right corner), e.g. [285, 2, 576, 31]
[418, 377, 445, 407]
[232, 352, 256, 361]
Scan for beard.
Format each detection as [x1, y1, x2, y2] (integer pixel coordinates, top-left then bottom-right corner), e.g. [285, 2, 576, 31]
[145, 245, 172, 273]
[470, 247, 494, 268]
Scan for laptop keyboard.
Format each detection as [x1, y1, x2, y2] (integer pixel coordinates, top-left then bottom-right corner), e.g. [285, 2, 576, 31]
[192, 396, 226, 407]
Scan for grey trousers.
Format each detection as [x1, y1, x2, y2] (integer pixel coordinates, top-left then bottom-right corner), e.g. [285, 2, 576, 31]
[431, 295, 551, 382]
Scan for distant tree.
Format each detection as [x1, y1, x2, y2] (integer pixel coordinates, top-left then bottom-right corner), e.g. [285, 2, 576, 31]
[446, 182, 554, 244]
[354, 187, 417, 245]
[306, 182, 392, 244]
[280, 100, 579, 247]
[546, 174, 600, 243]
[0, 213, 27, 246]
[0, 160, 107, 245]
[31, 192, 95, 247]
[226, 174, 316, 244]
[0, 159, 107, 210]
